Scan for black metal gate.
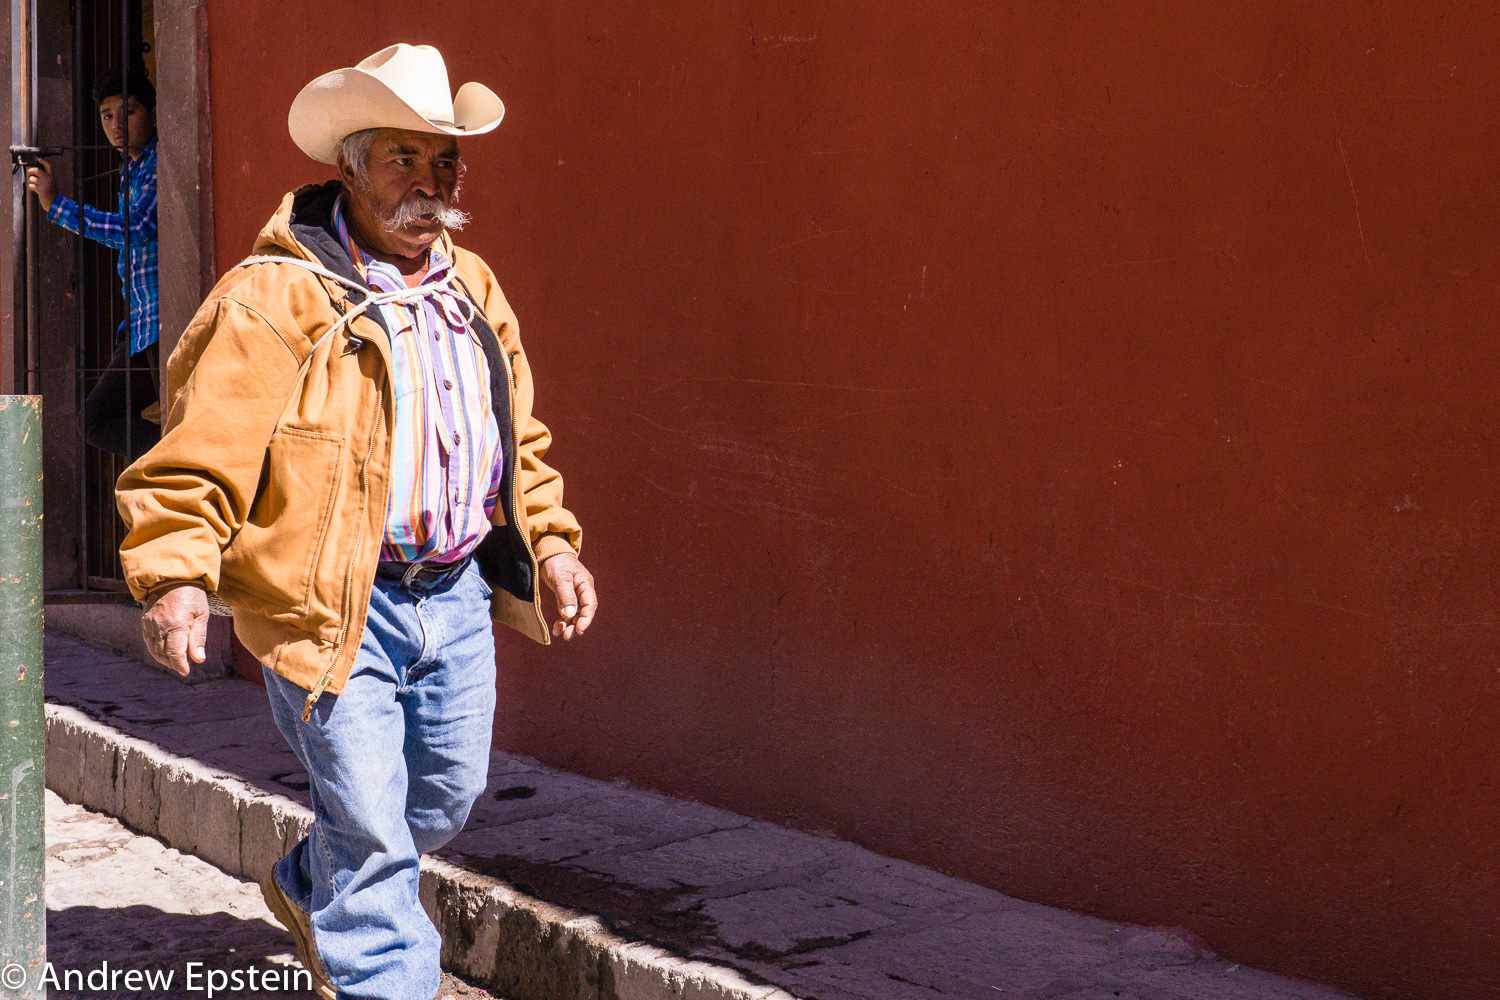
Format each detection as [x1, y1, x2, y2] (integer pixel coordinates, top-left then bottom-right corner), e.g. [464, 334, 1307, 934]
[16, 0, 150, 592]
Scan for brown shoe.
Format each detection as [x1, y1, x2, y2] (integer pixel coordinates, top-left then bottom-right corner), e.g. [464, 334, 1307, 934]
[258, 870, 338, 999]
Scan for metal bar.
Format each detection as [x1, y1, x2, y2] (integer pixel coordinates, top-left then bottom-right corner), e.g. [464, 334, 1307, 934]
[74, 0, 88, 589]
[120, 0, 130, 462]
[19, 0, 36, 395]
[22, 201, 34, 391]
[0, 395, 46, 996]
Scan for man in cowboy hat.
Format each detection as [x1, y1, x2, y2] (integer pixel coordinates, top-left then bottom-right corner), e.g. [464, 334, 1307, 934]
[116, 44, 597, 998]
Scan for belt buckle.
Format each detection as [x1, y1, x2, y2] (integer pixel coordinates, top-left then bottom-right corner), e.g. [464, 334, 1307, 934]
[401, 562, 425, 589]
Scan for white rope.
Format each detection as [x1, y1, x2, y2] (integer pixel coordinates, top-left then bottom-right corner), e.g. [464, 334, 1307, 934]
[232, 253, 476, 363]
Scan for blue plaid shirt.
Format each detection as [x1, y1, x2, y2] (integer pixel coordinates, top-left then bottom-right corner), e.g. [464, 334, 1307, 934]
[47, 136, 159, 354]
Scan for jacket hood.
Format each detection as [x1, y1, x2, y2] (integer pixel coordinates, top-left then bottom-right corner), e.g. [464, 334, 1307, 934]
[251, 181, 460, 295]
[252, 181, 366, 290]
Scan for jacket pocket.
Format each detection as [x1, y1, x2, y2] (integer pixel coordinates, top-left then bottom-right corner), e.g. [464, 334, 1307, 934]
[221, 426, 346, 621]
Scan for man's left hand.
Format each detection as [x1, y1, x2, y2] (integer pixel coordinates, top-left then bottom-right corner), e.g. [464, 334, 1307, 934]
[540, 551, 597, 640]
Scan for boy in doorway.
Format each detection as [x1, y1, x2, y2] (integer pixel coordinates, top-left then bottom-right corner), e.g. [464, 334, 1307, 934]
[26, 67, 160, 460]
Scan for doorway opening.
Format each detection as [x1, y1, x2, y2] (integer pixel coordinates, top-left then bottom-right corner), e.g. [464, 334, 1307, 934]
[17, 0, 154, 594]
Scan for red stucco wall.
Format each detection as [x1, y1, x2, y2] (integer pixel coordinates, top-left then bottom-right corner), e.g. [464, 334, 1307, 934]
[206, 5, 1500, 997]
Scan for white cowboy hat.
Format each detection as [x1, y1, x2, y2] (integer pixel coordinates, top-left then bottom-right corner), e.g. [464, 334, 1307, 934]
[288, 43, 504, 164]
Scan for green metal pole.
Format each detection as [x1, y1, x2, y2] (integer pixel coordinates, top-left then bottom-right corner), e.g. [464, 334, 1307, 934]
[0, 397, 44, 997]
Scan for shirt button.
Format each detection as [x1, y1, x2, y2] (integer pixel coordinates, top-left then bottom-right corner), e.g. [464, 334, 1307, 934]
[454, 432, 463, 445]
[444, 379, 453, 390]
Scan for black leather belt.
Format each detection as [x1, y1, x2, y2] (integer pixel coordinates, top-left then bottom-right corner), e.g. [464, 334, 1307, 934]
[375, 556, 471, 590]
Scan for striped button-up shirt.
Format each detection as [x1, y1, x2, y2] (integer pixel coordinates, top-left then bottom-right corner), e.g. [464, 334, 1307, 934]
[333, 195, 505, 564]
[48, 136, 159, 354]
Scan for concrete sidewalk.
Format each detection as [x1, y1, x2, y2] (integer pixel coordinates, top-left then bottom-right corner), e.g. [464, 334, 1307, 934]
[46, 791, 492, 999]
[41, 630, 1356, 1000]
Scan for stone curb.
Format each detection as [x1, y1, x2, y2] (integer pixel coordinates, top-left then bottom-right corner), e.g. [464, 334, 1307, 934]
[43, 704, 797, 1000]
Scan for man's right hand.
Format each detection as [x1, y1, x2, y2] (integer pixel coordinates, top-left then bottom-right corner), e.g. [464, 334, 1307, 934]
[24, 161, 56, 213]
[141, 583, 209, 677]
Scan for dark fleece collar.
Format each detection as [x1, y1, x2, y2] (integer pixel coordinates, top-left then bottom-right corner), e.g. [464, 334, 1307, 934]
[286, 181, 367, 296]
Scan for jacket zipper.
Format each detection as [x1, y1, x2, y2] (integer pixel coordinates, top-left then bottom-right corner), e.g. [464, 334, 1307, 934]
[498, 347, 548, 639]
[302, 383, 383, 721]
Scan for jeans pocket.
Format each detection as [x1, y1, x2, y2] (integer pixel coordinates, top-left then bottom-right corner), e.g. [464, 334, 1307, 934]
[473, 569, 494, 600]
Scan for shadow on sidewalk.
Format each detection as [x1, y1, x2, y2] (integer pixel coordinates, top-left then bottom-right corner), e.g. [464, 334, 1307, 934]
[45, 904, 315, 999]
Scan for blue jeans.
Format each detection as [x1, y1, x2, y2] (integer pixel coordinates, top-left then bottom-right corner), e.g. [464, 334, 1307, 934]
[264, 561, 497, 999]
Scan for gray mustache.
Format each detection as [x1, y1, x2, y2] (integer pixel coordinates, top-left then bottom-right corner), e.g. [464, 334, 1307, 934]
[381, 193, 471, 232]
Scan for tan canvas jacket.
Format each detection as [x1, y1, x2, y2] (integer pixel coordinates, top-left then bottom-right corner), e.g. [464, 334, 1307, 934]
[117, 182, 582, 703]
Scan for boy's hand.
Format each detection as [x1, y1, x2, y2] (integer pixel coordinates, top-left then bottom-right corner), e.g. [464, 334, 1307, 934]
[25, 161, 55, 212]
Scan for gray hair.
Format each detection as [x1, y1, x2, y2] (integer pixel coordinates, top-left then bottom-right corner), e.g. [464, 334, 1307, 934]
[337, 127, 470, 232]
[338, 128, 381, 188]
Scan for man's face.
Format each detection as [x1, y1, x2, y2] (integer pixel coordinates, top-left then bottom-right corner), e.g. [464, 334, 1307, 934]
[341, 129, 463, 259]
[98, 96, 155, 152]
